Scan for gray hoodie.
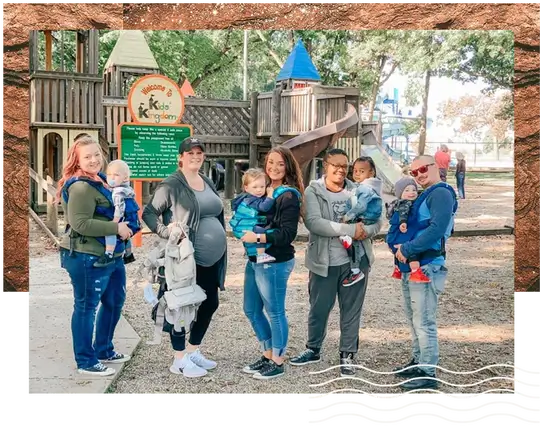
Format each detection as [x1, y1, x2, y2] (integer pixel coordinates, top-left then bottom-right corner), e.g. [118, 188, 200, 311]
[304, 177, 383, 278]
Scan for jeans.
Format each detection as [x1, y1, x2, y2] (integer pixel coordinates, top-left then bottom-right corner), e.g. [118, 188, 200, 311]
[439, 168, 448, 183]
[401, 262, 448, 376]
[167, 258, 221, 351]
[60, 248, 127, 369]
[456, 172, 465, 199]
[104, 236, 132, 255]
[243, 258, 294, 357]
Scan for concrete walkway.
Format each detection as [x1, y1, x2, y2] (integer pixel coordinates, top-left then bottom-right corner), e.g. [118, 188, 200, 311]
[29, 255, 140, 393]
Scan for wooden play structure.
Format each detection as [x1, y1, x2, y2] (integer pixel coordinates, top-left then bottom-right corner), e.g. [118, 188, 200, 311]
[29, 31, 388, 223]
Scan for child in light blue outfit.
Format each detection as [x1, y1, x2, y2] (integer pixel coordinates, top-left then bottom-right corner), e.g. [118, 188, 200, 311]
[339, 156, 383, 286]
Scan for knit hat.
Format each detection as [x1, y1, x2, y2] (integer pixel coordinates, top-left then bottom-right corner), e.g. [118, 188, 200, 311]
[395, 177, 417, 199]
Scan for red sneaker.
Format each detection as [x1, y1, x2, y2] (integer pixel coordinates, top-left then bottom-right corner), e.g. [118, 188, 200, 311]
[409, 269, 431, 283]
[391, 267, 402, 279]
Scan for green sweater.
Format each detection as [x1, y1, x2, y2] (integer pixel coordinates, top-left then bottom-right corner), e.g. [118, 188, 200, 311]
[60, 181, 121, 257]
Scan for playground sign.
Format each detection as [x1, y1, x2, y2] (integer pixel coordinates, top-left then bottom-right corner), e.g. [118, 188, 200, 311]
[118, 123, 192, 180]
[127, 74, 185, 124]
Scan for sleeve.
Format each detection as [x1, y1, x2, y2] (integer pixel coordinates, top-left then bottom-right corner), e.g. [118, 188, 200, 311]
[304, 187, 356, 238]
[265, 193, 300, 247]
[249, 196, 275, 213]
[401, 188, 454, 257]
[398, 200, 412, 224]
[362, 215, 383, 238]
[67, 182, 118, 237]
[142, 183, 172, 239]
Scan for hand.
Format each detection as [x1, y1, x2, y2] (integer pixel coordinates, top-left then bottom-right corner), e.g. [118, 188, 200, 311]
[240, 230, 258, 243]
[399, 222, 407, 233]
[117, 222, 132, 240]
[395, 244, 407, 263]
[353, 222, 367, 240]
[266, 186, 274, 198]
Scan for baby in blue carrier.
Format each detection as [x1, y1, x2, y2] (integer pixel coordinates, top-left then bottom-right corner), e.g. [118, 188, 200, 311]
[230, 168, 276, 264]
[95, 160, 139, 268]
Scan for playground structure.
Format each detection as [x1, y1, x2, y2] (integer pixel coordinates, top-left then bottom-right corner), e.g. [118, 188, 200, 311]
[29, 30, 404, 223]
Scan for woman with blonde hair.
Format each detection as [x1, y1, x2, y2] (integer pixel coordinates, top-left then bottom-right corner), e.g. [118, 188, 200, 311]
[57, 135, 133, 376]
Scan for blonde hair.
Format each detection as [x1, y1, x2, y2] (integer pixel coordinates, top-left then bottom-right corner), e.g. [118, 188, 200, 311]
[107, 159, 131, 181]
[455, 152, 465, 160]
[242, 168, 266, 187]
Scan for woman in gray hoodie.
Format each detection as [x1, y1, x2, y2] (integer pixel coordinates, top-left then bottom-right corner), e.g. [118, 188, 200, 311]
[289, 149, 383, 376]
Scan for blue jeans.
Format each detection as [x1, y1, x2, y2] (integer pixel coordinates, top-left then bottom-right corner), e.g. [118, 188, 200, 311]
[456, 172, 465, 199]
[243, 258, 294, 357]
[60, 249, 127, 369]
[401, 262, 448, 376]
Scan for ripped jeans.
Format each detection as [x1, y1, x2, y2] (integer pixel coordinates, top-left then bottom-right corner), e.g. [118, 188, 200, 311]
[60, 248, 127, 369]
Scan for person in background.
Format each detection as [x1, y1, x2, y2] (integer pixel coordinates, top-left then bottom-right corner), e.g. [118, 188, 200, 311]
[434, 144, 451, 182]
[455, 152, 466, 199]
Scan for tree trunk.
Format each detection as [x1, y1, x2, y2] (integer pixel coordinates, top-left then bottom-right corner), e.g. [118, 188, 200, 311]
[418, 69, 431, 155]
[368, 56, 384, 122]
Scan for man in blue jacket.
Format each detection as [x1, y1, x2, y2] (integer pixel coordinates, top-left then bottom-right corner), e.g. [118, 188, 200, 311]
[393, 155, 456, 391]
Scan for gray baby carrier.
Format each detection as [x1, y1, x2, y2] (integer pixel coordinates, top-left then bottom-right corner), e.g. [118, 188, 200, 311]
[146, 223, 207, 345]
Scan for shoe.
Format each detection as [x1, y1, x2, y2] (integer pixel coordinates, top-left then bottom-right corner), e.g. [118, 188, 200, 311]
[391, 266, 402, 279]
[169, 354, 208, 378]
[99, 352, 131, 364]
[256, 253, 276, 264]
[393, 358, 419, 378]
[339, 235, 353, 249]
[188, 349, 217, 370]
[342, 270, 364, 287]
[399, 373, 438, 391]
[94, 254, 114, 268]
[253, 360, 285, 380]
[77, 362, 116, 376]
[243, 356, 271, 374]
[340, 353, 356, 377]
[289, 348, 321, 366]
[123, 253, 136, 264]
[409, 268, 431, 283]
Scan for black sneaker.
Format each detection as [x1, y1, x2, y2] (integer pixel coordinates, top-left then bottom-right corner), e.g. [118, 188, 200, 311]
[340, 353, 356, 377]
[253, 360, 285, 380]
[94, 254, 114, 268]
[77, 362, 115, 376]
[123, 253, 136, 264]
[289, 348, 321, 366]
[242, 356, 270, 374]
[393, 358, 419, 378]
[399, 371, 438, 391]
[99, 352, 131, 364]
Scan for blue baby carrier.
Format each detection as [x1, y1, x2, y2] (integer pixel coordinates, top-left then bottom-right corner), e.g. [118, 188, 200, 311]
[62, 173, 142, 253]
[386, 183, 458, 272]
[229, 185, 301, 256]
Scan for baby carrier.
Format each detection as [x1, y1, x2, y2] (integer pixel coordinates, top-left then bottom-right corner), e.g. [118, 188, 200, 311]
[62, 173, 142, 252]
[229, 185, 302, 256]
[144, 223, 207, 345]
[386, 182, 458, 271]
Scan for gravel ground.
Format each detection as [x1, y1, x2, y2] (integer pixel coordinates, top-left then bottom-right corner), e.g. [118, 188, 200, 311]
[108, 234, 513, 394]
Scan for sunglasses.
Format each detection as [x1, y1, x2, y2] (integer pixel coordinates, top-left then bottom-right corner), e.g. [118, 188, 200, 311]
[410, 163, 435, 177]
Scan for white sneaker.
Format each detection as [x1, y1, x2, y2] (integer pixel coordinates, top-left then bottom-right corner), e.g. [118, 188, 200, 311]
[169, 354, 208, 378]
[188, 349, 217, 370]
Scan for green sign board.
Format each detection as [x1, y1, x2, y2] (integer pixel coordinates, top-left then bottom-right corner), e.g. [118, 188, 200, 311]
[118, 123, 192, 180]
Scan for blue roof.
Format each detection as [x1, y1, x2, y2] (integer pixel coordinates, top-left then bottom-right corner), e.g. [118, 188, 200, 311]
[276, 39, 321, 82]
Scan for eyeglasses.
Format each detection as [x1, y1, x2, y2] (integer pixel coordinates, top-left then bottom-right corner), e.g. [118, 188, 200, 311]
[410, 163, 435, 177]
[327, 162, 349, 171]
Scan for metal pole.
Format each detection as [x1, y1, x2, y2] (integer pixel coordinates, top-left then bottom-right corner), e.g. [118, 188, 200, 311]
[243, 30, 248, 100]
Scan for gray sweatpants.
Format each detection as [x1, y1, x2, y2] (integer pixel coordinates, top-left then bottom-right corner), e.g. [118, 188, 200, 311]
[307, 255, 370, 354]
